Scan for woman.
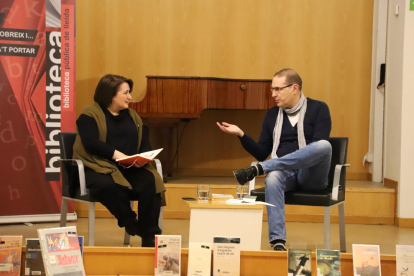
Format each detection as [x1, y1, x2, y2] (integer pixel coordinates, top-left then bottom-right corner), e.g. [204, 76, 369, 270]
[72, 74, 165, 247]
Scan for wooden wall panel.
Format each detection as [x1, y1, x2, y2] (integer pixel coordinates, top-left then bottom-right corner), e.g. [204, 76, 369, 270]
[76, 0, 373, 179]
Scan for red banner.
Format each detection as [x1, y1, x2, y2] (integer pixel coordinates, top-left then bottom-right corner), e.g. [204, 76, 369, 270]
[0, 0, 76, 220]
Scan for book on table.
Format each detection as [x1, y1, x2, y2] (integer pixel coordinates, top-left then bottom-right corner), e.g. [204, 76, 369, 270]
[154, 235, 181, 276]
[0, 236, 22, 276]
[352, 244, 381, 276]
[213, 237, 240, 276]
[288, 249, 312, 276]
[37, 226, 85, 276]
[187, 242, 212, 276]
[25, 238, 45, 276]
[116, 148, 163, 164]
[396, 245, 414, 276]
[316, 249, 341, 276]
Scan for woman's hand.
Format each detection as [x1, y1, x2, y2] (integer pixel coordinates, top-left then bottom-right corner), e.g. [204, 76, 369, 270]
[112, 150, 128, 160]
[132, 161, 147, 168]
[113, 150, 147, 169]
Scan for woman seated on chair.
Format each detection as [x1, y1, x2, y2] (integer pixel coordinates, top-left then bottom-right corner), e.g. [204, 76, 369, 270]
[72, 74, 165, 247]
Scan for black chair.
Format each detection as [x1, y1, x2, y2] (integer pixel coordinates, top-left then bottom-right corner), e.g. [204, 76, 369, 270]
[58, 132, 164, 246]
[250, 137, 349, 252]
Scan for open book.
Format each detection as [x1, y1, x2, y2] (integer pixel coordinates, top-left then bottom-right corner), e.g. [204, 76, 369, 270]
[116, 148, 163, 164]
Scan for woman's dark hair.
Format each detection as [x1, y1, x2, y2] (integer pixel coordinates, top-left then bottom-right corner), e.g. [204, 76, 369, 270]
[94, 74, 134, 107]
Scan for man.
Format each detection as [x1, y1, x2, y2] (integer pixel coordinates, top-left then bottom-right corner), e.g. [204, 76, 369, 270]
[217, 68, 332, 251]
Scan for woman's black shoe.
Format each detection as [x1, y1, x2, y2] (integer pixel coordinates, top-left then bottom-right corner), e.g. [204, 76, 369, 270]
[124, 219, 142, 236]
[141, 236, 155, 247]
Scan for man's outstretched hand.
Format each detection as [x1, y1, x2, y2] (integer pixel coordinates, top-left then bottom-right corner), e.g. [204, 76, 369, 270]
[216, 122, 244, 137]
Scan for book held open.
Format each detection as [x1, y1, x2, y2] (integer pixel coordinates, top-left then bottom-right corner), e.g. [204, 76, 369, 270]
[116, 148, 163, 164]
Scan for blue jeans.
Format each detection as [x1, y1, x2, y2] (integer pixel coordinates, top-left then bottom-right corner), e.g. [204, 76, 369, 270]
[260, 140, 332, 243]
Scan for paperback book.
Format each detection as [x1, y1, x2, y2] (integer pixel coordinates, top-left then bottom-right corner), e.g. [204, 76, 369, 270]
[396, 245, 414, 276]
[352, 244, 381, 276]
[77, 237, 84, 257]
[37, 226, 85, 276]
[154, 235, 181, 276]
[0, 236, 22, 276]
[316, 249, 341, 276]
[25, 239, 45, 276]
[288, 249, 312, 276]
[187, 242, 212, 276]
[213, 237, 241, 276]
[116, 148, 163, 164]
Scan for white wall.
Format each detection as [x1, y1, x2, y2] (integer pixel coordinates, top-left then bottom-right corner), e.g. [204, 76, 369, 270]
[384, 0, 414, 218]
[384, 0, 404, 182]
[399, 0, 414, 218]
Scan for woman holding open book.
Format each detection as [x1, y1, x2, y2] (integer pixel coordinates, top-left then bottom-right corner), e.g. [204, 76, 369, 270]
[72, 74, 166, 247]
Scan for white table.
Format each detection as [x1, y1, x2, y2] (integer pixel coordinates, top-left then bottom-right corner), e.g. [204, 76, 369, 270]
[185, 200, 263, 251]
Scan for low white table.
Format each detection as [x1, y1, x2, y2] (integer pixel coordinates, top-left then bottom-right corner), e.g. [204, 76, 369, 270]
[185, 200, 263, 251]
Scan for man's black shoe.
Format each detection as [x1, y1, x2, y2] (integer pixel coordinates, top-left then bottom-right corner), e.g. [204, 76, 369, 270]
[273, 243, 287, 251]
[233, 166, 260, 185]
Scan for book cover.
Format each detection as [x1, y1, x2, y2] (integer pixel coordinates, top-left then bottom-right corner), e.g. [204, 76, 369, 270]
[154, 235, 181, 276]
[116, 148, 163, 164]
[0, 236, 22, 276]
[352, 244, 381, 276]
[25, 239, 45, 276]
[37, 226, 85, 276]
[396, 245, 414, 276]
[316, 249, 341, 276]
[288, 249, 312, 276]
[213, 237, 241, 276]
[77, 237, 84, 257]
[187, 242, 212, 276]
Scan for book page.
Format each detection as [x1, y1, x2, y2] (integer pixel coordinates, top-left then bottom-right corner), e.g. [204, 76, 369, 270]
[116, 148, 163, 164]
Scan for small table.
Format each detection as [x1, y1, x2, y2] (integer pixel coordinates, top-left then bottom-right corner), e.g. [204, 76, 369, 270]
[185, 200, 264, 251]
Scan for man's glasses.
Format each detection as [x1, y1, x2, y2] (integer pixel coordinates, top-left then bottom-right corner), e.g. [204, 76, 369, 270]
[270, 84, 294, 93]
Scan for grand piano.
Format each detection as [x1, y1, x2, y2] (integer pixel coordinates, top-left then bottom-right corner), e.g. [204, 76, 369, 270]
[129, 76, 272, 175]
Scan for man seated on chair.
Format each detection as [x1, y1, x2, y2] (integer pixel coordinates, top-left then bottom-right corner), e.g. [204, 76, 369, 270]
[217, 68, 332, 251]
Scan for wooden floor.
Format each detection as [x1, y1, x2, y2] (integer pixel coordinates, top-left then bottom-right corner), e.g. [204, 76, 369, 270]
[2, 216, 413, 255]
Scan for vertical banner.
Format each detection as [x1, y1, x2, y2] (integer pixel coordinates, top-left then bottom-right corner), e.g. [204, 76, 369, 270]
[0, 0, 76, 222]
[61, 0, 76, 133]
